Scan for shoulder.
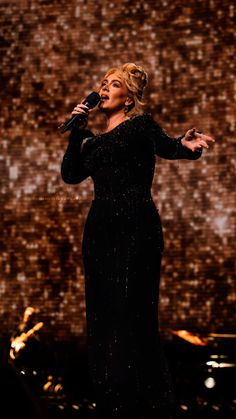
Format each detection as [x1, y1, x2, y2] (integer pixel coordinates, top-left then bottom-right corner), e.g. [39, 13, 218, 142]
[130, 112, 153, 123]
[130, 112, 161, 128]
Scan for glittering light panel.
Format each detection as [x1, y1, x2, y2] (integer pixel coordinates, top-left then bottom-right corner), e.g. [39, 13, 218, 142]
[0, 0, 235, 342]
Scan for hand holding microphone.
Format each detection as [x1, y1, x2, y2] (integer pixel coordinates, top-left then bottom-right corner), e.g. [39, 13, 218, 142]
[58, 91, 101, 133]
[71, 102, 90, 129]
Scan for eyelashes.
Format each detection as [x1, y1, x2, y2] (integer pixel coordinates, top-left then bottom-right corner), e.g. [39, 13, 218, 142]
[100, 81, 121, 88]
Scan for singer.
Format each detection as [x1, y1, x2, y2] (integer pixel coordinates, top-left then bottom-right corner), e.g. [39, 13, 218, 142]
[60, 63, 215, 419]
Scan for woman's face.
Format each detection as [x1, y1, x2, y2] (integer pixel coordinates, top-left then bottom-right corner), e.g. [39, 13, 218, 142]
[98, 71, 132, 114]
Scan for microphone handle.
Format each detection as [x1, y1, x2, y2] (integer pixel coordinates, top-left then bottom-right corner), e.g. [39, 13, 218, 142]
[58, 114, 86, 133]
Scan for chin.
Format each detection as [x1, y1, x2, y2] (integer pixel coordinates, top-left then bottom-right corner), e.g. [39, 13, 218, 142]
[98, 102, 107, 109]
[98, 103, 112, 114]
[98, 104, 106, 112]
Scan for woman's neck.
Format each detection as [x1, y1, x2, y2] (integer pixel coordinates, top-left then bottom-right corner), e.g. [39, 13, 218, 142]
[102, 111, 129, 133]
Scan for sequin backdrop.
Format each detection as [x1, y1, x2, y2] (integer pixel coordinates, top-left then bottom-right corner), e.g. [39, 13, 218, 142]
[0, 0, 235, 342]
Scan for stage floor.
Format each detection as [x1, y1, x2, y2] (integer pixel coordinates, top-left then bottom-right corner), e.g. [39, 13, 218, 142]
[2, 335, 236, 419]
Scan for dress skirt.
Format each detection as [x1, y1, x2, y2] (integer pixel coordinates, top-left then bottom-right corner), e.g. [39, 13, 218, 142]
[82, 192, 176, 419]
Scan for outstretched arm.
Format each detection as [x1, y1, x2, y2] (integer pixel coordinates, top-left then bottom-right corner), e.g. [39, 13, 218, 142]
[144, 114, 214, 160]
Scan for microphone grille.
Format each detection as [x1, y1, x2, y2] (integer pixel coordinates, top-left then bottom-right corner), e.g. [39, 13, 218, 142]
[83, 91, 101, 108]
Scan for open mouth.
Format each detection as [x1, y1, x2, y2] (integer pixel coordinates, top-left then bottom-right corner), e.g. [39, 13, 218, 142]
[100, 95, 109, 101]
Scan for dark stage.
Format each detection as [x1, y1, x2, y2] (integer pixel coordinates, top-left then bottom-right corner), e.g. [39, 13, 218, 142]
[2, 330, 236, 419]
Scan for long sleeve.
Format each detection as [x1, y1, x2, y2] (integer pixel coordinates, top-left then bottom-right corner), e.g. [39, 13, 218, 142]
[60, 127, 94, 184]
[144, 113, 202, 160]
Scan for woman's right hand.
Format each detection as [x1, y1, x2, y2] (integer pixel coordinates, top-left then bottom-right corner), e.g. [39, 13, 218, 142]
[71, 102, 90, 129]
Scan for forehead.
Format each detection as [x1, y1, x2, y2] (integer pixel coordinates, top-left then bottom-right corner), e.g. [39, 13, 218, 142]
[103, 70, 124, 82]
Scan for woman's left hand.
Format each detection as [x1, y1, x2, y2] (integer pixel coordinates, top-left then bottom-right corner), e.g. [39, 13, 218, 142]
[181, 128, 215, 152]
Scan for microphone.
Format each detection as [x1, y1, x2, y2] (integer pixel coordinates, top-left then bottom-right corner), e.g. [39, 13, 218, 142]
[58, 91, 101, 133]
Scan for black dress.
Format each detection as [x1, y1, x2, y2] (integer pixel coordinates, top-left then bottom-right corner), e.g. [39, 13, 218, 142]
[61, 113, 201, 419]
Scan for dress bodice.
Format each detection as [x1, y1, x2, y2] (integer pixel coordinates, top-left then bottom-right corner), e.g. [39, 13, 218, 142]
[61, 113, 201, 201]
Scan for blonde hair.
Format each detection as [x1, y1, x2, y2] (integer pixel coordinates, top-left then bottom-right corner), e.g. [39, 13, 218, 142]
[103, 63, 148, 115]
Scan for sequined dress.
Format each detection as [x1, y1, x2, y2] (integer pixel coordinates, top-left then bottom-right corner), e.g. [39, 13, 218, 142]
[61, 113, 201, 419]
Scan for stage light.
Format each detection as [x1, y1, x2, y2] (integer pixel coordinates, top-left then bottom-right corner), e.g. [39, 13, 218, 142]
[206, 360, 220, 368]
[204, 376, 216, 389]
[180, 404, 188, 411]
[206, 360, 236, 368]
[72, 404, 80, 410]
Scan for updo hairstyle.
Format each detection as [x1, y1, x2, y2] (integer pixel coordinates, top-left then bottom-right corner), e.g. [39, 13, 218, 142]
[103, 62, 148, 115]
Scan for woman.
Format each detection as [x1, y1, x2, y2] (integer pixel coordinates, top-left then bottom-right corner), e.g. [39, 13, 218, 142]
[61, 63, 214, 419]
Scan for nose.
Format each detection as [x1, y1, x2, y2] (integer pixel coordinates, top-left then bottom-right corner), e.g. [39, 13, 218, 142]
[101, 83, 110, 93]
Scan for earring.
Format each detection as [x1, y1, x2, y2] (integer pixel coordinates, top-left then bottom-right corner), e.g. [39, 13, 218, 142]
[124, 106, 129, 114]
